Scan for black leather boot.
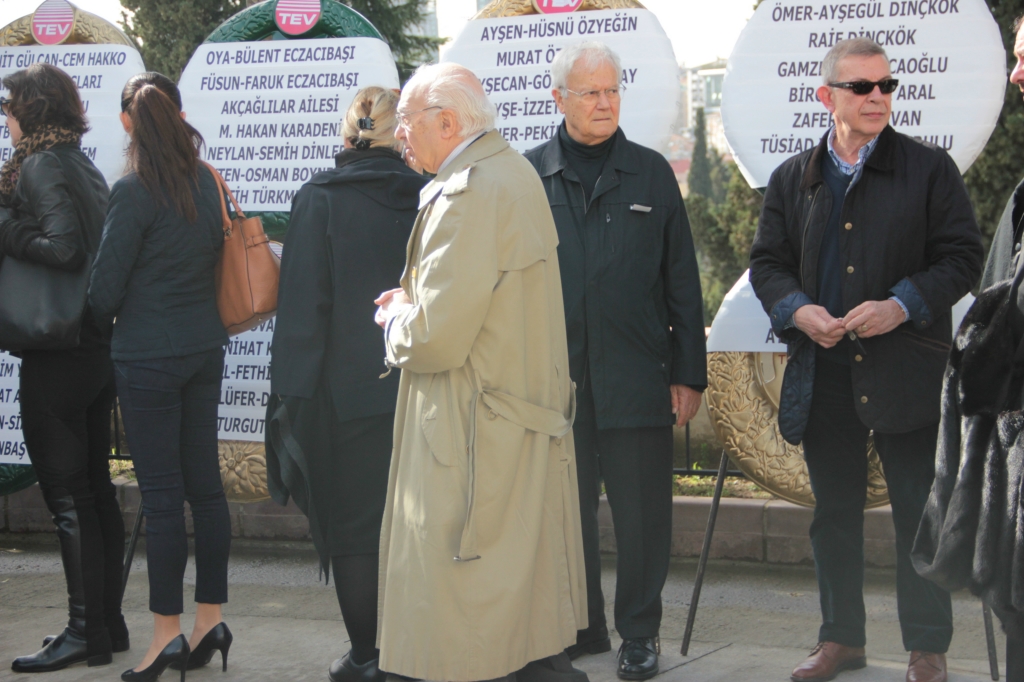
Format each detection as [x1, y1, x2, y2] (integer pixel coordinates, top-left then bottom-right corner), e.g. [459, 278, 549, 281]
[13, 626, 112, 672]
[11, 492, 112, 672]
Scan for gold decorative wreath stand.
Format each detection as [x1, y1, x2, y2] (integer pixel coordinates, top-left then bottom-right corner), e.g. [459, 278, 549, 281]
[705, 351, 889, 509]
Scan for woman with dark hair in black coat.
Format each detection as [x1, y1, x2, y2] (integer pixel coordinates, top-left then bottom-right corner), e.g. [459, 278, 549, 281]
[0, 62, 126, 673]
[90, 72, 232, 682]
[267, 86, 427, 682]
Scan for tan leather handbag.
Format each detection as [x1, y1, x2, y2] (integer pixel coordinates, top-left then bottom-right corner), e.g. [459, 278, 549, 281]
[204, 163, 280, 336]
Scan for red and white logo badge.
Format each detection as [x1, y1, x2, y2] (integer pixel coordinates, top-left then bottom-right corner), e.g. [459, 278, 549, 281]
[32, 0, 76, 46]
[531, 0, 584, 14]
[275, 0, 321, 36]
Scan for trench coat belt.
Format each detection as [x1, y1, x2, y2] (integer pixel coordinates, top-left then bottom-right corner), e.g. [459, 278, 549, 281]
[455, 386, 577, 563]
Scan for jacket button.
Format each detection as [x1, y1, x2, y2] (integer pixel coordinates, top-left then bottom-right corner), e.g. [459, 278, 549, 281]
[555, 437, 562, 446]
[606, 214, 611, 223]
[854, 354, 863, 362]
[487, 411, 497, 420]
[846, 266, 854, 274]
[860, 396, 868, 404]
[844, 222, 853, 230]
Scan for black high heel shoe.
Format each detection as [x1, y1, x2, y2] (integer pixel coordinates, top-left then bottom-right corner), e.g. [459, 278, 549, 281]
[169, 623, 232, 672]
[121, 635, 189, 682]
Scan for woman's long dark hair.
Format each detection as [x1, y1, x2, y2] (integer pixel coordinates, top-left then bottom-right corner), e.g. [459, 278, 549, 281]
[121, 72, 204, 222]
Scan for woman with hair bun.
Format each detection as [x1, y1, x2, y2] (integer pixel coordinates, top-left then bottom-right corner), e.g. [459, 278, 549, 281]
[1, 61, 126, 675]
[88, 72, 232, 682]
[268, 85, 427, 682]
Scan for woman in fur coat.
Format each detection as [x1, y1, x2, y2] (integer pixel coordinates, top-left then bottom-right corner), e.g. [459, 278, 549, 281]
[912, 262, 1024, 680]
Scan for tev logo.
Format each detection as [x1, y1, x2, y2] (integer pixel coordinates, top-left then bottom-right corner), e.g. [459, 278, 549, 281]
[31, 0, 76, 46]
[531, 0, 584, 14]
[275, 0, 322, 36]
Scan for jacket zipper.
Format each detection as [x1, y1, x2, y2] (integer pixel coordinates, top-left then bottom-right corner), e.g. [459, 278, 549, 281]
[578, 177, 599, 391]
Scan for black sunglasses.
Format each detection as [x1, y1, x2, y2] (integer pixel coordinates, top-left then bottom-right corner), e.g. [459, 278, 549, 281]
[0, 96, 10, 116]
[828, 78, 899, 95]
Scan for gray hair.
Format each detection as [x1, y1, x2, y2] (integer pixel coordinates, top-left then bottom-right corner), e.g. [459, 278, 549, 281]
[821, 37, 888, 84]
[404, 62, 496, 137]
[551, 41, 622, 94]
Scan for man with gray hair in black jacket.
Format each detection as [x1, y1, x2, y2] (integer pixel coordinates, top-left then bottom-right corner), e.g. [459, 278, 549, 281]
[749, 37, 982, 682]
[525, 40, 707, 682]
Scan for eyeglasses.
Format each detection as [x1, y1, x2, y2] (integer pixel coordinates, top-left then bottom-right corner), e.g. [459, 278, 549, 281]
[828, 78, 899, 95]
[0, 97, 10, 117]
[396, 105, 442, 128]
[564, 85, 625, 104]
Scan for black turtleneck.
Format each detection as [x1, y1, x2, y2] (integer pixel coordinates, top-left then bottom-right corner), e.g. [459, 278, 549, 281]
[558, 122, 615, 203]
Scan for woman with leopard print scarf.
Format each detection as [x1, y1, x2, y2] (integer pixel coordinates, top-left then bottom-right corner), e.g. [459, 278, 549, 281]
[2, 63, 126, 674]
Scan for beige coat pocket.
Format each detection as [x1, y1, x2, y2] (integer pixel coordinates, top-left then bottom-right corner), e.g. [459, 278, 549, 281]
[420, 372, 466, 467]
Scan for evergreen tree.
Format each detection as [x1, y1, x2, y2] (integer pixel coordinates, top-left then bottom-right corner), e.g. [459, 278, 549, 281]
[119, 0, 441, 82]
[689, 164, 763, 322]
[344, 1, 443, 80]
[964, 0, 1024, 249]
[689, 107, 713, 198]
[119, 0, 246, 80]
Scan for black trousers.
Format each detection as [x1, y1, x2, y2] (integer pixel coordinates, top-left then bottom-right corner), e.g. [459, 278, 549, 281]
[1009, 631, 1024, 682]
[573, 386, 674, 640]
[802, 358, 953, 652]
[20, 347, 122, 634]
[115, 347, 230, 616]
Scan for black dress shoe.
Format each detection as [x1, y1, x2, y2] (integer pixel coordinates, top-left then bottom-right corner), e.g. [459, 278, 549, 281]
[519, 652, 591, 682]
[616, 637, 659, 681]
[566, 624, 612, 660]
[329, 651, 386, 682]
[13, 627, 112, 672]
[169, 623, 232, 671]
[121, 634, 189, 682]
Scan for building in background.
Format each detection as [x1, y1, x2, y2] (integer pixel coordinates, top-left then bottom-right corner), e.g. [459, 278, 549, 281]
[687, 58, 729, 154]
[417, 0, 441, 61]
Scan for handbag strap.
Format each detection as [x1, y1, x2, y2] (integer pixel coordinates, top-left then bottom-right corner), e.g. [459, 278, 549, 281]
[200, 162, 246, 234]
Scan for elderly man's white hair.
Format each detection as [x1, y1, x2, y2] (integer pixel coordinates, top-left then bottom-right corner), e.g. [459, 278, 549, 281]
[404, 63, 496, 138]
[551, 41, 622, 94]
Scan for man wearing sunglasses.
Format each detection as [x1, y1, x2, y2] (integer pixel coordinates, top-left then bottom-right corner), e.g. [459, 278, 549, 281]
[525, 42, 706, 682]
[749, 37, 983, 682]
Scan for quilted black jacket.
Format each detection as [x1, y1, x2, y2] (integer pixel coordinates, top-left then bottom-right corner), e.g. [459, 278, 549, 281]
[750, 126, 983, 443]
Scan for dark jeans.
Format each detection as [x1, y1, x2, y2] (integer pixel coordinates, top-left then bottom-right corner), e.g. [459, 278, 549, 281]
[115, 347, 230, 616]
[573, 386, 674, 640]
[20, 347, 122, 633]
[802, 358, 953, 652]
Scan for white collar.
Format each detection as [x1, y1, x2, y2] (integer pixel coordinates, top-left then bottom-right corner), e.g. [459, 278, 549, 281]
[437, 131, 488, 175]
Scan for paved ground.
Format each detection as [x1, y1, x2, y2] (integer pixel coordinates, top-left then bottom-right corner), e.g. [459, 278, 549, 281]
[0, 534, 1007, 682]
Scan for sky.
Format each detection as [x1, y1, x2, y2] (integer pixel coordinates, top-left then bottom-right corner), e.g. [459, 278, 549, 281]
[0, 0, 754, 67]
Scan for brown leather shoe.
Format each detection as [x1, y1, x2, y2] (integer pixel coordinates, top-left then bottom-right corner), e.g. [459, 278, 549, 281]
[791, 642, 867, 682]
[906, 652, 946, 682]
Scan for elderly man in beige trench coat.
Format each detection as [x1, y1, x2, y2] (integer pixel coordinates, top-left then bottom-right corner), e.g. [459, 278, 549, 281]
[373, 63, 589, 682]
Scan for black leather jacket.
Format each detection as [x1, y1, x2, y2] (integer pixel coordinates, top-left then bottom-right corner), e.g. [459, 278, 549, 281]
[750, 126, 983, 442]
[0, 143, 110, 347]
